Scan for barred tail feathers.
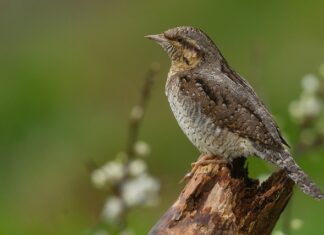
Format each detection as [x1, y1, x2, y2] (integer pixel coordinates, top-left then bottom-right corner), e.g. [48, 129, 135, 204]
[277, 150, 324, 200]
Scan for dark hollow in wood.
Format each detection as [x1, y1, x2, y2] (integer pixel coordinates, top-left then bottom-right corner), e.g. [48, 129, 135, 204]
[149, 156, 294, 235]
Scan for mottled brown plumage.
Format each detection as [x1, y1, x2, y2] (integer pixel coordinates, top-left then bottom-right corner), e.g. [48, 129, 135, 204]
[146, 26, 323, 199]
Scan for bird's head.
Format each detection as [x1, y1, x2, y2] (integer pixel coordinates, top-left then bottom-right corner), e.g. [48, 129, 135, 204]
[145, 26, 221, 72]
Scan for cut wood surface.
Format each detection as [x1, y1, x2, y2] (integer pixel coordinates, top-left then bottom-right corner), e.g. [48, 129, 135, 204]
[149, 155, 294, 235]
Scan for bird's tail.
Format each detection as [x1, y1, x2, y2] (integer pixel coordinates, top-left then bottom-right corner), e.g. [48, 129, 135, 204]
[274, 150, 324, 200]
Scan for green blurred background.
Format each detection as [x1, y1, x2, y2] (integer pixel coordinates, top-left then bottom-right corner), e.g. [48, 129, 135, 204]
[1, 0, 323, 234]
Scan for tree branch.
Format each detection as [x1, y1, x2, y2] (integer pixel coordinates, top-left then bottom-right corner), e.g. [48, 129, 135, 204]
[149, 156, 294, 235]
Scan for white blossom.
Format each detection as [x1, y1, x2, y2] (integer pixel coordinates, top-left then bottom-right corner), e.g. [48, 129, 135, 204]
[102, 196, 124, 222]
[289, 71, 323, 123]
[134, 141, 151, 157]
[121, 173, 160, 207]
[130, 105, 144, 121]
[301, 74, 320, 94]
[290, 218, 303, 230]
[128, 159, 147, 177]
[102, 161, 124, 181]
[289, 101, 304, 121]
[91, 161, 125, 189]
[289, 95, 321, 122]
[92, 169, 109, 189]
[300, 95, 321, 117]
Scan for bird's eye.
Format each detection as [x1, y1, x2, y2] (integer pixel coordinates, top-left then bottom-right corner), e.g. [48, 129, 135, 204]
[177, 38, 184, 43]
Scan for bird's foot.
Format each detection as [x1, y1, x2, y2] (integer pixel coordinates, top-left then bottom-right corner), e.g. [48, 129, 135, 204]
[180, 154, 227, 183]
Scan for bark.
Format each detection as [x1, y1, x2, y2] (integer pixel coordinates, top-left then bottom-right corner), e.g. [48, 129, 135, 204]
[149, 156, 294, 235]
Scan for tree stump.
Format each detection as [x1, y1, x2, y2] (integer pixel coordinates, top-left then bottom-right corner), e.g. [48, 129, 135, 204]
[149, 155, 294, 235]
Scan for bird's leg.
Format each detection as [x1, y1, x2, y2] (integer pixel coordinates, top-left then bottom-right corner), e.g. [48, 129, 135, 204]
[181, 154, 227, 182]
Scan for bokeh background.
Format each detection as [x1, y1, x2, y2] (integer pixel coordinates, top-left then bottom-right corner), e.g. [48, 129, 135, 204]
[1, 1, 324, 234]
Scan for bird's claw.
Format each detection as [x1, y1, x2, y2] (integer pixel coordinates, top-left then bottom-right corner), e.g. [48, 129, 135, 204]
[180, 154, 227, 183]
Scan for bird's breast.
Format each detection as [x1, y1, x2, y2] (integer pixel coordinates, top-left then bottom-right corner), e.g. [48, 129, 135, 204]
[165, 75, 254, 160]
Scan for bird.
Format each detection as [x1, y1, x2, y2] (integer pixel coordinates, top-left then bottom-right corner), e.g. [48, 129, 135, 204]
[145, 26, 324, 200]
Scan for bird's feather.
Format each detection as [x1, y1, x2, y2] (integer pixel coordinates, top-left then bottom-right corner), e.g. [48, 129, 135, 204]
[177, 69, 286, 151]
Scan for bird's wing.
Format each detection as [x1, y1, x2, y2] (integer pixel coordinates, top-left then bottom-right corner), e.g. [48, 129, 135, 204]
[219, 63, 289, 147]
[178, 71, 286, 151]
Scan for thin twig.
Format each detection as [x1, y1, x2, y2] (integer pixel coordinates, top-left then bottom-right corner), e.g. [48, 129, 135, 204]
[114, 63, 159, 231]
[126, 63, 160, 158]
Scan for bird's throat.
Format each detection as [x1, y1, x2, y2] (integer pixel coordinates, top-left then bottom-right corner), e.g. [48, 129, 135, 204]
[170, 49, 201, 73]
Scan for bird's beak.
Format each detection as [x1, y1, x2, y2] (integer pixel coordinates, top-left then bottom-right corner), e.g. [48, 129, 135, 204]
[145, 33, 173, 58]
[144, 34, 168, 44]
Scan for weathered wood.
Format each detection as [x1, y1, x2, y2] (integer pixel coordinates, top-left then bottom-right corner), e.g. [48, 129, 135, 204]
[149, 156, 294, 235]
